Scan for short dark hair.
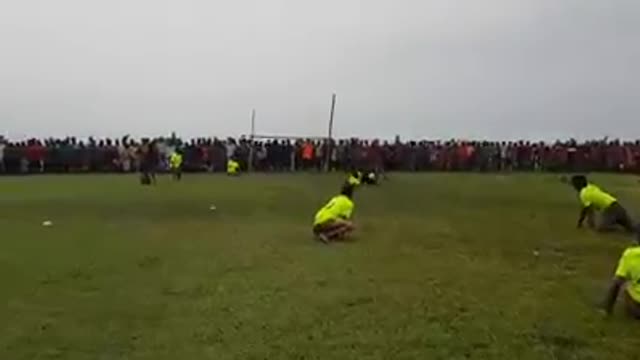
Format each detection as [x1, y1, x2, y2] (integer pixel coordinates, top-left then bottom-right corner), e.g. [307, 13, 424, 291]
[570, 175, 588, 190]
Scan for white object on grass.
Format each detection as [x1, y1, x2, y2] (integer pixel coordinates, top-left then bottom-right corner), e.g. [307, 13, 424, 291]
[42, 220, 53, 227]
[209, 205, 217, 211]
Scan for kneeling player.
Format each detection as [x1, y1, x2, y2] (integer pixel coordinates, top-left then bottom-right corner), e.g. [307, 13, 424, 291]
[313, 184, 356, 243]
[571, 175, 639, 236]
[601, 243, 640, 318]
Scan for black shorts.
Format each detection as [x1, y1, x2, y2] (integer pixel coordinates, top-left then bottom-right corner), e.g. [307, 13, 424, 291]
[601, 202, 634, 232]
[623, 290, 640, 319]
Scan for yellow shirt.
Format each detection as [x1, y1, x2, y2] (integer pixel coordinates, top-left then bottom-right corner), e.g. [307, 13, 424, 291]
[347, 172, 362, 186]
[615, 246, 640, 302]
[169, 153, 183, 169]
[314, 194, 354, 226]
[227, 160, 240, 174]
[579, 184, 616, 210]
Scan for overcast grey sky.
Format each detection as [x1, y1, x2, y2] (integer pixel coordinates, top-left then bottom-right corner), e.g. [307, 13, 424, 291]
[1, 0, 639, 140]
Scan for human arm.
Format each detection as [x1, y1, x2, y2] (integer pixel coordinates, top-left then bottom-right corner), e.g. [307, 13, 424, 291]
[577, 205, 595, 228]
[601, 252, 630, 315]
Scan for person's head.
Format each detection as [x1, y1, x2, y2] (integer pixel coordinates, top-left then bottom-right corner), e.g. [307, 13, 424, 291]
[570, 175, 588, 191]
[341, 184, 355, 199]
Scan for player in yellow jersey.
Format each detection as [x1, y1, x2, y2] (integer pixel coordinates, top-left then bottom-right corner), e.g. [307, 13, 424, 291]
[169, 150, 183, 181]
[227, 158, 240, 176]
[601, 244, 640, 318]
[570, 175, 639, 235]
[347, 171, 362, 187]
[313, 184, 356, 243]
[346, 169, 378, 187]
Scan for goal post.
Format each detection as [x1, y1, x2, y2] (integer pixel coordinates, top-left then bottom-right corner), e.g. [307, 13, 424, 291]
[245, 93, 337, 172]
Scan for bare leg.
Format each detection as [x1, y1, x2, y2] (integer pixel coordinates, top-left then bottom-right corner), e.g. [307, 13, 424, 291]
[325, 221, 355, 241]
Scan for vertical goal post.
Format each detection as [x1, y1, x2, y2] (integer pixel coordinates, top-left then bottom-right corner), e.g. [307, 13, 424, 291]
[244, 93, 337, 172]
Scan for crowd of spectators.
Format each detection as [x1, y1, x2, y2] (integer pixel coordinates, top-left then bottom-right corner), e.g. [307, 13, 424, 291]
[1, 135, 640, 175]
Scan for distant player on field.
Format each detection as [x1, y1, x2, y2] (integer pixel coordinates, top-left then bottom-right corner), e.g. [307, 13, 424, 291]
[139, 140, 158, 185]
[227, 158, 240, 176]
[169, 149, 183, 181]
[601, 242, 640, 318]
[570, 175, 639, 236]
[313, 184, 356, 243]
[346, 169, 378, 187]
[361, 170, 378, 185]
[347, 170, 362, 187]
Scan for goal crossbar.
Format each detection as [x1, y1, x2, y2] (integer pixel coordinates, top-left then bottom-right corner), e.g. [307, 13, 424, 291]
[244, 134, 329, 141]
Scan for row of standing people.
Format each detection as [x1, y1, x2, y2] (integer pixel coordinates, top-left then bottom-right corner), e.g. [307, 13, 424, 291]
[2, 136, 640, 174]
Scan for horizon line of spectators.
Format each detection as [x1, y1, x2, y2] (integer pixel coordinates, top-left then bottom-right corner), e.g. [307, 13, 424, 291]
[1, 135, 640, 174]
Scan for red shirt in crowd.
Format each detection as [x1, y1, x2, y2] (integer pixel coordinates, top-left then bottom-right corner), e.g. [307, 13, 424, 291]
[27, 142, 45, 162]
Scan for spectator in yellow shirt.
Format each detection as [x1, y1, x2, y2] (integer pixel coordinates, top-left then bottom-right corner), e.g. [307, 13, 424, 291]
[570, 175, 638, 236]
[313, 184, 356, 243]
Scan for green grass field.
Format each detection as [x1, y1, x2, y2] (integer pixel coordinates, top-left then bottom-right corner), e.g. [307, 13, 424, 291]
[2, 173, 640, 359]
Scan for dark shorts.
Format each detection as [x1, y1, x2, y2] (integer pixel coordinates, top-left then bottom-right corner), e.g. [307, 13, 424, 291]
[623, 290, 640, 319]
[601, 202, 634, 232]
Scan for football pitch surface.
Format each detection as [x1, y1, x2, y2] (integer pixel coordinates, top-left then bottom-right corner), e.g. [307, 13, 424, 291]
[1, 173, 640, 359]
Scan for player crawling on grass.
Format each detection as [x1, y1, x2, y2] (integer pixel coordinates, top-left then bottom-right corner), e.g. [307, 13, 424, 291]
[347, 170, 362, 186]
[570, 175, 640, 236]
[601, 240, 640, 318]
[313, 184, 356, 243]
[362, 170, 378, 185]
[347, 169, 378, 187]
